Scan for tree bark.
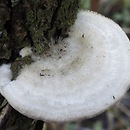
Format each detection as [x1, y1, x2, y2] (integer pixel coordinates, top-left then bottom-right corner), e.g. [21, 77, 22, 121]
[0, 0, 79, 129]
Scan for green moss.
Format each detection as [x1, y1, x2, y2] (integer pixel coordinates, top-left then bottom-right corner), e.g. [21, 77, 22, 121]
[0, 1, 10, 60]
[11, 0, 21, 7]
[56, 0, 79, 28]
[0, 31, 11, 59]
[24, 0, 79, 55]
[10, 3, 31, 50]
[47, 0, 79, 39]
[11, 56, 32, 79]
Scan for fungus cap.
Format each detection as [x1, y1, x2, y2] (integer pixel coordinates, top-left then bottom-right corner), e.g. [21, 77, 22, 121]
[0, 10, 130, 122]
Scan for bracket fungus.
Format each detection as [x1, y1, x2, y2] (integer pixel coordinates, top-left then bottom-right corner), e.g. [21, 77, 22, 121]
[0, 10, 130, 122]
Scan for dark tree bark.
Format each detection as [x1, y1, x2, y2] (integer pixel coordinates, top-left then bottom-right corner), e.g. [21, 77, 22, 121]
[0, 0, 79, 129]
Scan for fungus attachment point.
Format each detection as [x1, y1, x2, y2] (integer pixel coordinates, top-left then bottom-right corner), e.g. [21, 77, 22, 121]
[0, 10, 130, 122]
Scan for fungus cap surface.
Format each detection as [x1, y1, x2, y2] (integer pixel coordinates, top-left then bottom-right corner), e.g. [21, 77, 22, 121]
[0, 10, 130, 122]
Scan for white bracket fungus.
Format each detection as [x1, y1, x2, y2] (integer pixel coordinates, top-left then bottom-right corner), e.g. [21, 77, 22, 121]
[0, 10, 130, 122]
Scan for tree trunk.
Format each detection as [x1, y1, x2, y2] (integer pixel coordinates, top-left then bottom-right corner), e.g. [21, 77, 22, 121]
[0, 0, 79, 129]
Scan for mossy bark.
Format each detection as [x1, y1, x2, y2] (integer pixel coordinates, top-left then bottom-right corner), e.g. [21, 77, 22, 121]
[0, 0, 79, 129]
